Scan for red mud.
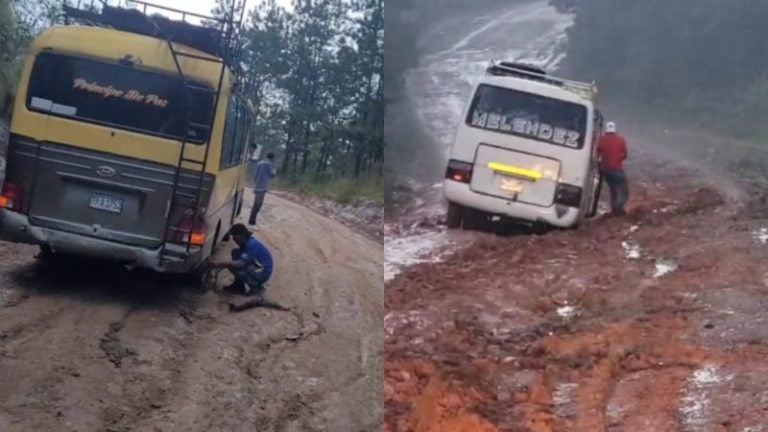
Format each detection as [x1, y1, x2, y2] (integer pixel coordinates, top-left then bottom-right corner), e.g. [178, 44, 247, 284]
[385, 154, 768, 431]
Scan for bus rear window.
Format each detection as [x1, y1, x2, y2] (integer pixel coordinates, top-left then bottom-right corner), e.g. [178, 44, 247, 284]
[466, 84, 588, 149]
[26, 51, 214, 143]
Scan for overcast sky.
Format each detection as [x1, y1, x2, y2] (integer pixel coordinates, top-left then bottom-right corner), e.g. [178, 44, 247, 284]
[139, 0, 293, 21]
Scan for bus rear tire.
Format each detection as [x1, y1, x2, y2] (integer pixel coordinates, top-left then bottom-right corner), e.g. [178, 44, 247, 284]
[35, 244, 55, 261]
[446, 202, 463, 229]
[532, 222, 553, 235]
[185, 264, 212, 293]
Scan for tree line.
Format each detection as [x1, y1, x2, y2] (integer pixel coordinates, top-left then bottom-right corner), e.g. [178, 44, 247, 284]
[553, 0, 768, 138]
[235, 0, 383, 181]
[0, 0, 60, 117]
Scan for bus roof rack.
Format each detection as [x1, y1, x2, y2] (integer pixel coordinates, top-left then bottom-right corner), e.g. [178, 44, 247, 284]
[497, 62, 547, 76]
[62, 0, 245, 73]
[486, 61, 598, 101]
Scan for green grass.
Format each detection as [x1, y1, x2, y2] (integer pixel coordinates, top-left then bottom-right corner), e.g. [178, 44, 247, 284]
[274, 175, 384, 206]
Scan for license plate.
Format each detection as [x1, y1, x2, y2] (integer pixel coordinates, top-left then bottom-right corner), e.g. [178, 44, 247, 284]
[89, 193, 123, 214]
[499, 177, 524, 194]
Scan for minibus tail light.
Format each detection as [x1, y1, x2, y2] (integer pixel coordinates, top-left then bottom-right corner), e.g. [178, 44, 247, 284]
[446, 160, 473, 184]
[0, 182, 22, 211]
[174, 214, 206, 247]
[554, 183, 583, 208]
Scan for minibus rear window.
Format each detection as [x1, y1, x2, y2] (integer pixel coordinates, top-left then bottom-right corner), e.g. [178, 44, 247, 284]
[466, 84, 588, 149]
[26, 51, 214, 143]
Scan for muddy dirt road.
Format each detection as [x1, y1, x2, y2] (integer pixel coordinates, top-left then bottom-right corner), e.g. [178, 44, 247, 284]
[386, 145, 768, 431]
[0, 194, 383, 432]
[384, 0, 768, 430]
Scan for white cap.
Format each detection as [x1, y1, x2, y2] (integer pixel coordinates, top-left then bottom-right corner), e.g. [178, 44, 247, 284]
[605, 121, 617, 133]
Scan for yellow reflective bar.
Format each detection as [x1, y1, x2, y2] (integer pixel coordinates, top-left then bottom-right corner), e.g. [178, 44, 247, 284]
[487, 162, 542, 180]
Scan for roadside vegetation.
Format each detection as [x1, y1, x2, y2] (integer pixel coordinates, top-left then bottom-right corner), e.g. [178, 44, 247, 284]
[0, 0, 60, 116]
[237, 0, 383, 199]
[274, 175, 383, 205]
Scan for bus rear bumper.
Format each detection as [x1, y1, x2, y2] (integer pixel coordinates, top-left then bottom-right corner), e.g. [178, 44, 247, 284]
[444, 180, 581, 228]
[0, 209, 201, 273]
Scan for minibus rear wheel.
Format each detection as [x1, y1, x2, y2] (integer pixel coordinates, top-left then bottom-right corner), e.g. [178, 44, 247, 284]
[35, 244, 56, 261]
[446, 202, 464, 229]
[186, 264, 213, 293]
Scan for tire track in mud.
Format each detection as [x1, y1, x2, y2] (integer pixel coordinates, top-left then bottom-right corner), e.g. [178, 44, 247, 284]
[0, 263, 146, 431]
[257, 197, 383, 432]
[98, 286, 161, 369]
[97, 284, 298, 432]
[0, 252, 214, 431]
[99, 318, 136, 368]
[95, 280, 211, 432]
[237, 337, 323, 432]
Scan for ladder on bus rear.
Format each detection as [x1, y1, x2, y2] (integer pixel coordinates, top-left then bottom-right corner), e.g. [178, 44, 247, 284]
[158, 42, 222, 265]
[122, 0, 246, 266]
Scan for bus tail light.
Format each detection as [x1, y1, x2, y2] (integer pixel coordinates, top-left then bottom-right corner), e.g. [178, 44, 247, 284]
[0, 182, 22, 211]
[554, 183, 583, 208]
[173, 213, 207, 246]
[446, 160, 473, 184]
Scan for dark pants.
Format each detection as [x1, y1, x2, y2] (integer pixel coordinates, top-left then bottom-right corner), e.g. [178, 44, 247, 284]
[229, 248, 269, 291]
[602, 169, 629, 214]
[248, 191, 267, 225]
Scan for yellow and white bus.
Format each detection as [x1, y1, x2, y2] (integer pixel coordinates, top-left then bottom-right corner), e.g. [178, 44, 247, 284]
[444, 62, 604, 230]
[0, 2, 252, 273]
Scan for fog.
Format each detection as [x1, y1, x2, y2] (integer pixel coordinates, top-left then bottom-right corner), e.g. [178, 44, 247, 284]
[384, 0, 564, 207]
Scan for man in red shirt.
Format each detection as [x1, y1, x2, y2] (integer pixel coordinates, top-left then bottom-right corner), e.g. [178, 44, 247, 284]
[597, 121, 629, 215]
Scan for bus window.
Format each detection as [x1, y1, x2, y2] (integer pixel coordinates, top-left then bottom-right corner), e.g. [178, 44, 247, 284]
[26, 51, 214, 143]
[466, 84, 588, 149]
[220, 96, 249, 169]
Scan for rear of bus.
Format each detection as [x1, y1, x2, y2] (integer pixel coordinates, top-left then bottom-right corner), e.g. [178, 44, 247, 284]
[0, 26, 229, 272]
[444, 76, 596, 228]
